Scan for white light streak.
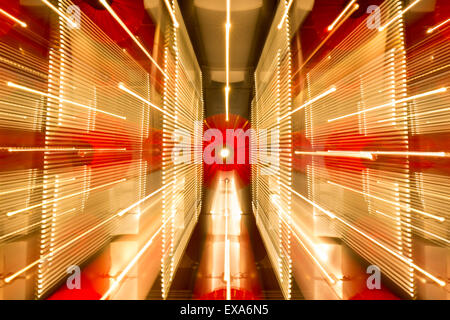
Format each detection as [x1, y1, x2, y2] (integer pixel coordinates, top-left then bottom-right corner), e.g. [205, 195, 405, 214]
[327, 0, 357, 31]
[277, 0, 294, 30]
[7, 81, 126, 120]
[294, 150, 447, 159]
[6, 179, 126, 217]
[378, 0, 421, 32]
[99, 0, 167, 77]
[427, 18, 450, 34]
[5, 147, 126, 152]
[163, 0, 180, 28]
[327, 181, 445, 222]
[101, 221, 166, 300]
[117, 182, 173, 217]
[279, 86, 336, 121]
[42, 0, 77, 28]
[118, 83, 176, 120]
[0, 8, 27, 28]
[295, 150, 374, 160]
[290, 185, 446, 287]
[225, 0, 231, 121]
[328, 87, 447, 122]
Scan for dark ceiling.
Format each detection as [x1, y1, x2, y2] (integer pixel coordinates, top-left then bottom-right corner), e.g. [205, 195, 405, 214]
[179, 0, 279, 119]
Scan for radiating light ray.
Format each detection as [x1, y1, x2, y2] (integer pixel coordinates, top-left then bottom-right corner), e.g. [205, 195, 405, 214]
[427, 18, 450, 34]
[334, 213, 446, 287]
[6, 178, 126, 217]
[42, 0, 77, 28]
[118, 83, 175, 120]
[277, 0, 294, 30]
[279, 86, 336, 121]
[328, 87, 447, 122]
[4, 147, 127, 152]
[225, 0, 231, 121]
[378, 0, 421, 32]
[99, 0, 167, 77]
[375, 210, 450, 245]
[294, 150, 447, 159]
[101, 221, 167, 300]
[163, 0, 179, 28]
[0, 8, 27, 28]
[4, 212, 119, 284]
[291, 185, 446, 287]
[117, 182, 173, 217]
[327, 0, 357, 31]
[0, 178, 75, 196]
[283, 182, 335, 219]
[327, 181, 445, 222]
[7, 81, 126, 120]
[369, 151, 447, 157]
[295, 150, 374, 160]
[272, 196, 337, 285]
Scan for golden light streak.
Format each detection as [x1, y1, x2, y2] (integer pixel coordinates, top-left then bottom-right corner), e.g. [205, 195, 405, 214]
[6, 178, 126, 217]
[117, 182, 173, 217]
[0, 8, 27, 28]
[328, 87, 447, 122]
[335, 214, 446, 287]
[427, 18, 450, 34]
[272, 196, 336, 285]
[7, 81, 126, 120]
[294, 150, 447, 159]
[99, 0, 167, 77]
[225, 0, 231, 121]
[42, 0, 77, 28]
[223, 178, 231, 300]
[101, 221, 166, 300]
[378, 0, 421, 32]
[291, 185, 446, 287]
[277, 0, 294, 30]
[4, 147, 126, 152]
[163, 0, 180, 28]
[295, 150, 374, 160]
[118, 82, 176, 120]
[279, 86, 336, 121]
[327, 181, 445, 222]
[0, 178, 75, 196]
[284, 183, 336, 219]
[4, 212, 119, 284]
[369, 151, 447, 157]
[327, 0, 358, 31]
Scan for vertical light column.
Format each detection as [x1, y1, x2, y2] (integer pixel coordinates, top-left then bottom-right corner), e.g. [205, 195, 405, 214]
[161, 0, 203, 299]
[252, 0, 293, 299]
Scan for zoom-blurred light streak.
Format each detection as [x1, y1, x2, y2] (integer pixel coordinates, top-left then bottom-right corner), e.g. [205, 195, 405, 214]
[0, 0, 202, 300]
[252, 0, 449, 299]
[0, 0, 449, 301]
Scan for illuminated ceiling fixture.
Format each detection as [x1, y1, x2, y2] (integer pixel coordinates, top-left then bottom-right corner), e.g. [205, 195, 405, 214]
[327, 0, 358, 31]
[277, 0, 294, 30]
[0, 8, 27, 28]
[99, 0, 167, 78]
[427, 18, 450, 34]
[163, 0, 180, 28]
[379, 0, 421, 32]
[225, 0, 231, 121]
[220, 147, 230, 159]
[42, 0, 77, 28]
